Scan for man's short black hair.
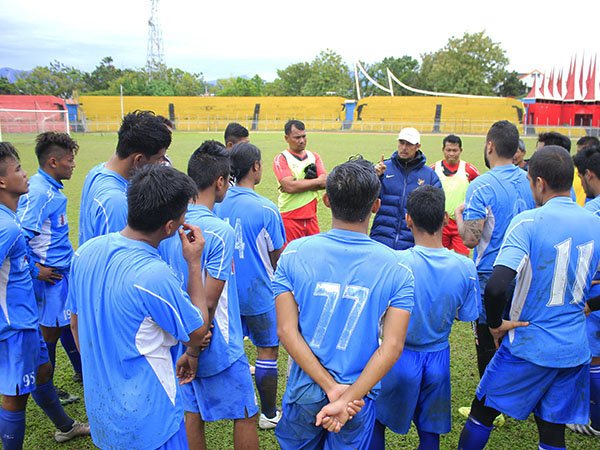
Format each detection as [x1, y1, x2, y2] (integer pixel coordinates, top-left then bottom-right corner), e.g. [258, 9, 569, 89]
[224, 122, 249, 145]
[116, 110, 172, 159]
[528, 145, 573, 192]
[230, 142, 261, 182]
[35, 132, 79, 165]
[406, 186, 446, 235]
[0, 142, 20, 176]
[574, 144, 600, 180]
[537, 131, 571, 152]
[326, 156, 379, 223]
[127, 165, 197, 233]
[442, 134, 462, 148]
[284, 120, 305, 136]
[577, 136, 600, 149]
[487, 120, 520, 159]
[187, 140, 230, 191]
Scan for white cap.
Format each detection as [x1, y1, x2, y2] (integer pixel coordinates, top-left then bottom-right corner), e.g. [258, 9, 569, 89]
[397, 127, 420, 145]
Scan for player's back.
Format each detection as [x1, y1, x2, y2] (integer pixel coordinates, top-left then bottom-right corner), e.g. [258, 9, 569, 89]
[69, 232, 192, 449]
[216, 186, 285, 316]
[465, 164, 534, 272]
[499, 197, 600, 368]
[273, 229, 414, 403]
[159, 204, 245, 377]
[402, 246, 479, 351]
[79, 163, 128, 245]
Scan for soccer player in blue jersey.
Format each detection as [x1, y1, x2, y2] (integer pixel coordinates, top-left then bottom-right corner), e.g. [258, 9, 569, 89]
[273, 156, 414, 450]
[68, 165, 209, 449]
[0, 142, 89, 449]
[569, 144, 600, 436]
[159, 140, 259, 450]
[79, 110, 171, 245]
[372, 185, 479, 450]
[216, 142, 286, 429]
[455, 120, 535, 385]
[458, 145, 600, 450]
[17, 132, 82, 402]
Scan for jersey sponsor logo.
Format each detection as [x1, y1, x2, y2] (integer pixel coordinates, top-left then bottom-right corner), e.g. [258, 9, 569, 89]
[418, 178, 425, 185]
[385, 174, 395, 178]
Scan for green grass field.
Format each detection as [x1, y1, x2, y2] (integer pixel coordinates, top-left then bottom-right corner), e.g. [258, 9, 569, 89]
[2, 130, 592, 449]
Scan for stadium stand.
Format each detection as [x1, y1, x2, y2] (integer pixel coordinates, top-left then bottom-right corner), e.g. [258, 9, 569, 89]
[0, 95, 68, 133]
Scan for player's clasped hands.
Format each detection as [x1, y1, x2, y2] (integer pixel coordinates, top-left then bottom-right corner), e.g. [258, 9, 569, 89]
[179, 223, 205, 262]
[489, 319, 529, 349]
[314, 383, 365, 433]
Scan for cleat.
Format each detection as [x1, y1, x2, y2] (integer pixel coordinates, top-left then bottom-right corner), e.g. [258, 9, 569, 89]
[259, 410, 282, 430]
[458, 406, 505, 428]
[249, 364, 255, 376]
[54, 421, 90, 442]
[493, 414, 505, 428]
[56, 388, 80, 405]
[458, 406, 471, 418]
[567, 422, 600, 436]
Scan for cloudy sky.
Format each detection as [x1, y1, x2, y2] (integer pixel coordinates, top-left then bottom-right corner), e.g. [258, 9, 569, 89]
[1, 0, 598, 82]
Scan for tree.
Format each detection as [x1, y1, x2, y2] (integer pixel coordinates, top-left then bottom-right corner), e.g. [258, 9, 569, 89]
[83, 56, 123, 93]
[302, 50, 352, 97]
[14, 61, 86, 98]
[496, 71, 529, 98]
[358, 56, 421, 97]
[0, 77, 17, 94]
[419, 31, 509, 96]
[214, 75, 265, 96]
[265, 62, 311, 96]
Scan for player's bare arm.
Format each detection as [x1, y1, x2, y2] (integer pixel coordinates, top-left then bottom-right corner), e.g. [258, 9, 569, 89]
[70, 313, 80, 352]
[456, 215, 485, 249]
[268, 247, 284, 271]
[316, 307, 410, 431]
[278, 174, 327, 194]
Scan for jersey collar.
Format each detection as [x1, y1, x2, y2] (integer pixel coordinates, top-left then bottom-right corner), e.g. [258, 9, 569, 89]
[38, 168, 64, 190]
[0, 203, 16, 218]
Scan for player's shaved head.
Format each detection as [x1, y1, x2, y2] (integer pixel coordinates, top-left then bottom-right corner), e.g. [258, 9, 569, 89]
[35, 132, 79, 165]
[528, 145, 574, 192]
[406, 186, 446, 235]
[0, 142, 20, 176]
[326, 156, 380, 223]
[127, 165, 197, 232]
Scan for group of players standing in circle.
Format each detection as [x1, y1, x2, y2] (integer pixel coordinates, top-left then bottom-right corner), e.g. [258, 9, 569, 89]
[1, 110, 600, 450]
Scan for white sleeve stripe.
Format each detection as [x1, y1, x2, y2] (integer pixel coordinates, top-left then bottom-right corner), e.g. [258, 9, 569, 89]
[496, 218, 535, 261]
[93, 198, 110, 233]
[34, 189, 55, 229]
[464, 183, 492, 218]
[397, 262, 414, 277]
[204, 230, 227, 278]
[133, 284, 188, 331]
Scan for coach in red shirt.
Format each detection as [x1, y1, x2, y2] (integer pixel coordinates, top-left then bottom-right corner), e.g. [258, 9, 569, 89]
[273, 120, 327, 244]
[431, 134, 479, 256]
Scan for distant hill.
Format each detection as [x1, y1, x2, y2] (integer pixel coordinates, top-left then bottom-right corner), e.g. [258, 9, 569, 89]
[0, 68, 30, 83]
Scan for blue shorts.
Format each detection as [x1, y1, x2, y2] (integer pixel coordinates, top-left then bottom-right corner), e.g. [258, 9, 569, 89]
[156, 419, 187, 450]
[0, 329, 49, 396]
[376, 347, 451, 434]
[181, 354, 258, 421]
[476, 344, 590, 424]
[586, 311, 600, 357]
[276, 397, 375, 450]
[34, 273, 70, 328]
[242, 308, 278, 348]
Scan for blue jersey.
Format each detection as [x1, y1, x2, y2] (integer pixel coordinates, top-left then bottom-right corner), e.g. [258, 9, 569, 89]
[495, 196, 600, 368]
[216, 186, 286, 316]
[79, 163, 128, 245]
[159, 204, 245, 377]
[272, 229, 414, 404]
[463, 164, 534, 273]
[401, 246, 479, 352]
[584, 196, 600, 298]
[0, 205, 38, 340]
[17, 169, 73, 270]
[67, 232, 204, 450]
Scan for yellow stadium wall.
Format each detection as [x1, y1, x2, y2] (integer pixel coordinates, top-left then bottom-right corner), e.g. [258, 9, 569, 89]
[354, 96, 524, 134]
[78, 95, 525, 134]
[78, 96, 348, 132]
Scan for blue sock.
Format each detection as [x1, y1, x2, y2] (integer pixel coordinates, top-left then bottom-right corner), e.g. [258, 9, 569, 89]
[46, 341, 57, 369]
[255, 359, 278, 418]
[538, 444, 565, 450]
[458, 417, 493, 450]
[368, 419, 385, 450]
[0, 408, 26, 450]
[60, 327, 82, 376]
[30, 381, 74, 432]
[417, 429, 440, 450]
[590, 364, 600, 429]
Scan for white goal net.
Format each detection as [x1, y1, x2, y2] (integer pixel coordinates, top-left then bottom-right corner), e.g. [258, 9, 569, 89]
[0, 108, 70, 139]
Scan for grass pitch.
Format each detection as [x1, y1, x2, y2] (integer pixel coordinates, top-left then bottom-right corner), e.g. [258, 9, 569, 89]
[3, 130, 591, 449]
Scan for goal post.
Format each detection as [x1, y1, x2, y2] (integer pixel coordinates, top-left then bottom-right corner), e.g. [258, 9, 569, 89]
[0, 108, 70, 141]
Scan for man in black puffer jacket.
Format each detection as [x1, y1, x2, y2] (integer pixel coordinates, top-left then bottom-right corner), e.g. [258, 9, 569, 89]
[370, 127, 442, 250]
